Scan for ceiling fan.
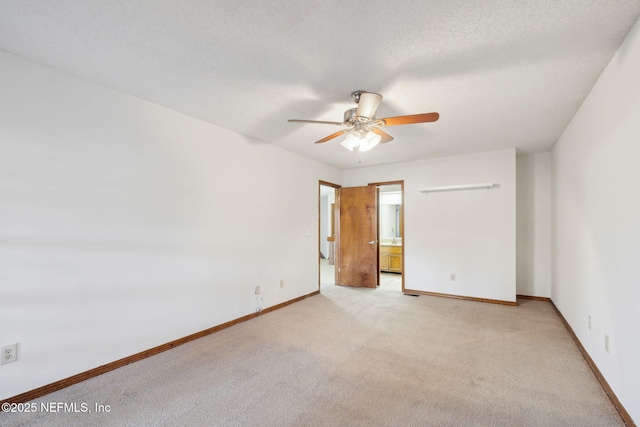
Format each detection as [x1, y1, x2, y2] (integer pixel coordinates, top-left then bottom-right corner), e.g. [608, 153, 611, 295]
[288, 91, 439, 152]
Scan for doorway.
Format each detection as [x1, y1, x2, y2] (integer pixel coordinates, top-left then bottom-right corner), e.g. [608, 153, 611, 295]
[318, 180, 404, 293]
[319, 181, 339, 290]
[377, 182, 404, 292]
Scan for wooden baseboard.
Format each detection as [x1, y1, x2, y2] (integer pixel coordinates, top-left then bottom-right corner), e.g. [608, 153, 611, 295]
[550, 301, 635, 427]
[1, 290, 320, 407]
[516, 294, 552, 302]
[403, 289, 517, 306]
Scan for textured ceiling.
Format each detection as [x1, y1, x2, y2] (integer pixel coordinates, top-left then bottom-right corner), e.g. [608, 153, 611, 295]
[1, 1, 640, 169]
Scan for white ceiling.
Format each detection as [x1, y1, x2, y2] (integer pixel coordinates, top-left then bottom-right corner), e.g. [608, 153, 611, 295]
[2, 1, 639, 170]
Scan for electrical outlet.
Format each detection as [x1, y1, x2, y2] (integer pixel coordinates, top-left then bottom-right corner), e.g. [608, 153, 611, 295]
[1, 343, 17, 365]
[255, 286, 261, 294]
[588, 315, 591, 330]
[605, 334, 610, 353]
[280, 279, 284, 288]
[450, 273, 456, 281]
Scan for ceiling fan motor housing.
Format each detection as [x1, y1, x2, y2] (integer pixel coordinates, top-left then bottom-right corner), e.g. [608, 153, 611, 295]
[344, 107, 376, 124]
[344, 108, 357, 124]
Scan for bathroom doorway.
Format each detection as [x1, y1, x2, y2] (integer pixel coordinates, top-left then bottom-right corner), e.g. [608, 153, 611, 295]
[377, 182, 404, 292]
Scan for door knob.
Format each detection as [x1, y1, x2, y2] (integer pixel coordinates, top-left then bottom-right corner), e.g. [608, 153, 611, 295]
[368, 240, 378, 244]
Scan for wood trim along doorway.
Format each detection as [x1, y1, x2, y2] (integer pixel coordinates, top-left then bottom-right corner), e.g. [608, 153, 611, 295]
[372, 180, 405, 293]
[318, 181, 340, 290]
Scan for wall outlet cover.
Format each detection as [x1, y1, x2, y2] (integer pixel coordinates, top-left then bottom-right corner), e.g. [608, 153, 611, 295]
[1, 343, 18, 365]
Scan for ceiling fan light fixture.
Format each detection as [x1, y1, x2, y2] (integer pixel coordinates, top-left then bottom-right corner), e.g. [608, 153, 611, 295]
[358, 130, 382, 152]
[341, 132, 361, 151]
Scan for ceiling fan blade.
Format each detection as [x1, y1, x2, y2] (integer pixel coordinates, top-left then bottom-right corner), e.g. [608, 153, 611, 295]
[288, 119, 345, 126]
[371, 128, 394, 143]
[356, 92, 383, 120]
[315, 129, 349, 144]
[380, 112, 440, 126]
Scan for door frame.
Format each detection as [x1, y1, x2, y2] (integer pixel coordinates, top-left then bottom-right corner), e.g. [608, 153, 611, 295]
[318, 179, 405, 292]
[371, 180, 405, 292]
[318, 180, 341, 290]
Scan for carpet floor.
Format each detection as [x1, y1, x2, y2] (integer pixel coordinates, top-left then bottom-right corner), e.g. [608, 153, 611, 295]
[1, 282, 624, 426]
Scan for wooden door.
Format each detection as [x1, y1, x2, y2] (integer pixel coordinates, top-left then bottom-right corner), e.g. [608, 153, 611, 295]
[337, 185, 378, 288]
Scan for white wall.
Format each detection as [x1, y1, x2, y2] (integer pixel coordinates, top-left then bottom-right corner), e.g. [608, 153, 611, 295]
[516, 153, 551, 297]
[0, 50, 341, 399]
[344, 149, 516, 303]
[552, 18, 640, 423]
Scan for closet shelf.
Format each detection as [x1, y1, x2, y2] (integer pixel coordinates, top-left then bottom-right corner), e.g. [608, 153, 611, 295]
[418, 183, 494, 193]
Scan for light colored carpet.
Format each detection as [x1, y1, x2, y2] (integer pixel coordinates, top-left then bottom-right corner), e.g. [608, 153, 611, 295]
[1, 282, 624, 426]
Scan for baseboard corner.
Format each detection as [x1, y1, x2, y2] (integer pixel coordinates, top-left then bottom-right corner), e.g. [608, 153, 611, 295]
[516, 294, 552, 302]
